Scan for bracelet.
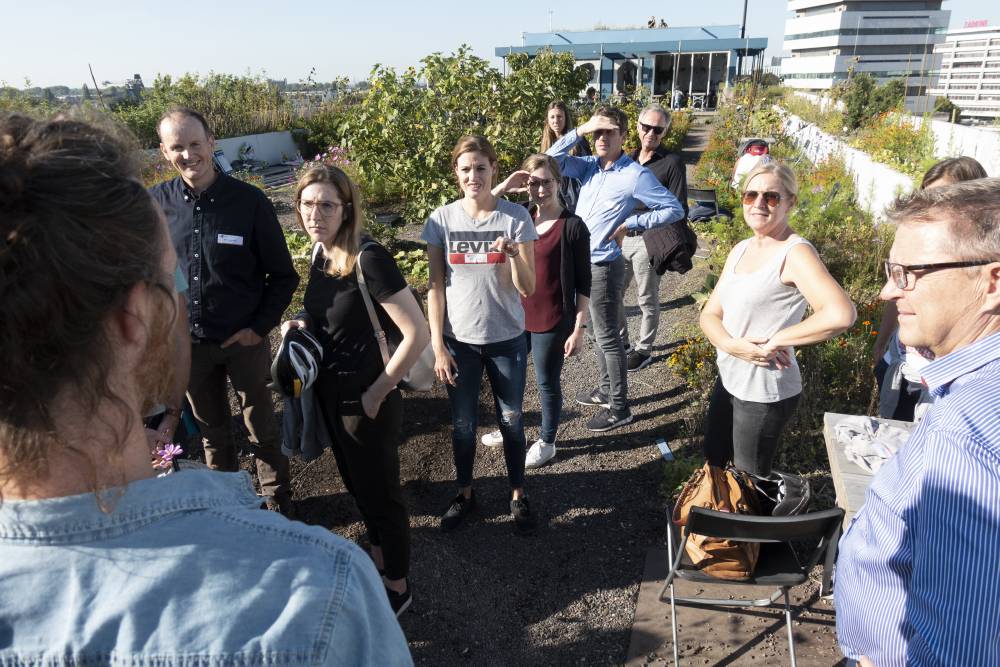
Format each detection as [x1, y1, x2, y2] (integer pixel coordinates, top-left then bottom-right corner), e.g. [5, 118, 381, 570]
[505, 246, 520, 258]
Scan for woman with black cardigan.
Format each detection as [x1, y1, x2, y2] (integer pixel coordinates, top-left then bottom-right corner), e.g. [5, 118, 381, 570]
[486, 154, 591, 468]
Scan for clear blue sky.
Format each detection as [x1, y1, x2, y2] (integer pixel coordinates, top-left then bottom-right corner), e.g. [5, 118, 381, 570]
[3, 0, 998, 88]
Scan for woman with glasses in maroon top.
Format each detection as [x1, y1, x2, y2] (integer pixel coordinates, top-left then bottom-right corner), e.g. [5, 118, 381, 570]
[488, 154, 591, 468]
[699, 162, 855, 475]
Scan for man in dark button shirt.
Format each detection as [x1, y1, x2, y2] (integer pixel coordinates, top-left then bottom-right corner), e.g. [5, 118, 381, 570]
[149, 107, 299, 515]
[619, 102, 689, 373]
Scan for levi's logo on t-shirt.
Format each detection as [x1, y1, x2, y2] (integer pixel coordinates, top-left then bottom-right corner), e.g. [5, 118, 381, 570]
[447, 231, 506, 265]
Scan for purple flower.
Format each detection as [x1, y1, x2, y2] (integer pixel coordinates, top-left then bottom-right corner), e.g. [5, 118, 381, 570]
[153, 443, 184, 470]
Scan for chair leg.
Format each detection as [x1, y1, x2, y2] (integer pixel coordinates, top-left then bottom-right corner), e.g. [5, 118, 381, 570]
[670, 582, 680, 666]
[783, 588, 796, 667]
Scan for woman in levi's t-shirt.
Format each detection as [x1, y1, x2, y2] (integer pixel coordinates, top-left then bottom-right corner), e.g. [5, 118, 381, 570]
[421, 136, 540, 533]
[487, 154, 592, 469]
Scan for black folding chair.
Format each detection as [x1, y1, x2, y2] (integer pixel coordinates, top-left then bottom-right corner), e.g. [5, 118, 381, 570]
[659, 506, 844, 667]
[687, 188, 732, 222]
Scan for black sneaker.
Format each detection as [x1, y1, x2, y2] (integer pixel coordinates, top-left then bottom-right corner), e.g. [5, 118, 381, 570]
[627, 350, 653, 372]
[586, 407, 634, 432]
[510, 497, 536, 533]
[440, 491, 477, 531]
[575, 387, 611, 408]
[386, 584, 412, 617]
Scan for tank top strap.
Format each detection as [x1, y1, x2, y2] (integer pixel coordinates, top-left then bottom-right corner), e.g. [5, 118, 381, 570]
[773, 235, 812, 274]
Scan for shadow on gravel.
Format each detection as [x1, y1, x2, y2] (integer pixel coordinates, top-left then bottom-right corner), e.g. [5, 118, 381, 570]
[397, 459, 674, 665]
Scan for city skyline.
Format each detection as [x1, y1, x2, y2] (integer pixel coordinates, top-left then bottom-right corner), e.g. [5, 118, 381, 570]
[3, 0, 999, 89]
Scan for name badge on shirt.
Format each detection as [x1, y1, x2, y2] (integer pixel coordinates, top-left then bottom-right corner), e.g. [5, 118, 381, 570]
[217, 234, 244, 246]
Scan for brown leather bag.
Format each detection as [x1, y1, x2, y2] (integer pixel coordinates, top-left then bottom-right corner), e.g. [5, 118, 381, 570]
[671, 462, 761, 580]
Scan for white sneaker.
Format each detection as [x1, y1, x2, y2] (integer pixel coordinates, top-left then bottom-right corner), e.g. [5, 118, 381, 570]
[481, 429, 503, 447]
[525, 439, 556, 469]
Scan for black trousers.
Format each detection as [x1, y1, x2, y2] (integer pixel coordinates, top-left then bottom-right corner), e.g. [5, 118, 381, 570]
[702, 377, 800, 476]
[314, 353, 409, 581]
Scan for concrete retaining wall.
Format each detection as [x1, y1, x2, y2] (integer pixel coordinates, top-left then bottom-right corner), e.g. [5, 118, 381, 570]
[215, 131, 300, 167]
[782, 112, 914, 220]
[789, 90, 1000, 176]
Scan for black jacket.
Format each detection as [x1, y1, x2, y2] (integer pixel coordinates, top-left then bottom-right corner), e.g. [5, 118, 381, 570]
[643, 218, 698, 276]
[558, 210, 592, 321]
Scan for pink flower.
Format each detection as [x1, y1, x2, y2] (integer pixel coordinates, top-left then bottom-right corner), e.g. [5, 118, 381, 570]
[153, 443, 184, 470]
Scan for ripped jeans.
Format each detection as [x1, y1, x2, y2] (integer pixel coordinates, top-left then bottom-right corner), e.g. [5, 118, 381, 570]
[444, 335, 528, 490]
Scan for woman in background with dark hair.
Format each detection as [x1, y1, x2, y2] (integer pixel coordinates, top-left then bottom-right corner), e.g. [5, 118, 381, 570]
[281, 164, 429, 616]
[422, 135, 538, 533]
[871, 155, 988, 420]
[539, 100, 590, 212]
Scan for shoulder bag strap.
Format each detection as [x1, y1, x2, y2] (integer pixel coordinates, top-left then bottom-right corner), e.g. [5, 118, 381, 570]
[354, 241, 392, 368]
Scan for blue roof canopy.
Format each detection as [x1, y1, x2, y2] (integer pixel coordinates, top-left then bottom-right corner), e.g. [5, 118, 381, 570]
[522, 25, 743, 46]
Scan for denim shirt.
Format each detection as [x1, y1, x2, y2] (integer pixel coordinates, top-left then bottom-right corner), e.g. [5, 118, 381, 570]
[0, 469, 412, 666]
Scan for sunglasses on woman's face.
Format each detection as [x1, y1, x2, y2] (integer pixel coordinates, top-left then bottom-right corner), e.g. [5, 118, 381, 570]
[742, 190, 783, 207]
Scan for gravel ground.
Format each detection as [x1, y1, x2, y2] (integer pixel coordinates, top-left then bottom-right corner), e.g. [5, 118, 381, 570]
[210, 118, 839, 664]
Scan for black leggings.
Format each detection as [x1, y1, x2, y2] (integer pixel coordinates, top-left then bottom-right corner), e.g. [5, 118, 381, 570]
[702, 378, 800, 476]
[315, 364, 409, 581]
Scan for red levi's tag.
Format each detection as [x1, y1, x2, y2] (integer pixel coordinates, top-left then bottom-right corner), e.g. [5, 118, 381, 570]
[449, 252, 507, 264]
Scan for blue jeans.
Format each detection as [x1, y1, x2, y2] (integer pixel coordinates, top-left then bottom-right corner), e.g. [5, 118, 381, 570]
[526, 320, 571, 444]
[445, 335, 528, 490]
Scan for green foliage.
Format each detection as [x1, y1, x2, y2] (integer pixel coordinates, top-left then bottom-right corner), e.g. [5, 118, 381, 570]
[340, 46, 590, 223]
[834, 73, 904, 131]
[394, 249, 429, 288]
[660, 453, 705, 502]
[113, 73, 295, 147]
[850, 113, 935, 177]
[283, 228, 313, 259]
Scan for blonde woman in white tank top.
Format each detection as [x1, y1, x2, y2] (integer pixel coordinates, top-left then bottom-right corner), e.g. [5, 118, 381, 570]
[698, 162, 857, 475]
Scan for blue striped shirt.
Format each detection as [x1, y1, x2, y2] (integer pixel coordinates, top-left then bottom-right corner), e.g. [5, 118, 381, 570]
[547, 129, 684, 263]
[835, 331, 1000, 666]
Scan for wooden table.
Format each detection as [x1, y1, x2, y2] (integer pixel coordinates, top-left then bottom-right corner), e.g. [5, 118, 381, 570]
[822, 412, 914, 525]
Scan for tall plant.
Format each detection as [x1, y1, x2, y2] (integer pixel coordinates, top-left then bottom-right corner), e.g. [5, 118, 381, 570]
[341, 46, 590, 223]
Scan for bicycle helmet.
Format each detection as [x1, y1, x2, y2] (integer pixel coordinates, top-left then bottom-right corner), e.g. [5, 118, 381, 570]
[269, 328, 323, 398]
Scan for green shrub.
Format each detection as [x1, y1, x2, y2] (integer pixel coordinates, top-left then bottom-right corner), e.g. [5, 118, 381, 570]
[340, 46, 590, 224]
[113, 73, 295, 148]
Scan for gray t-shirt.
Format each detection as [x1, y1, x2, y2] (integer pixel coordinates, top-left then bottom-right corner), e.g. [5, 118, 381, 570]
[421, 199, 538, 344]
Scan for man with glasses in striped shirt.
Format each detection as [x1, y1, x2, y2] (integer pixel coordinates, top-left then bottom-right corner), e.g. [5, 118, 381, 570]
[835, 178, 1000, 666]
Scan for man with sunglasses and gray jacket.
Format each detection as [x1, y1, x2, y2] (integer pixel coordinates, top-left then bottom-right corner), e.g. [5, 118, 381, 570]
[618, 103, 689, 373]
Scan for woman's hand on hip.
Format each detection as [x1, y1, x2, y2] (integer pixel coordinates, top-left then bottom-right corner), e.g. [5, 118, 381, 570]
[434, 347, 459, 386]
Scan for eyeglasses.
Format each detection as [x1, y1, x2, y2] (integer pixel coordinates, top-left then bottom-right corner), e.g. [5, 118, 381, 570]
[299, 199, 343, 216]
[528, 178, 556, 188]
[742, 190, 783, 207]
[639, 122, 666, 136]
[883, 259, 994, 290]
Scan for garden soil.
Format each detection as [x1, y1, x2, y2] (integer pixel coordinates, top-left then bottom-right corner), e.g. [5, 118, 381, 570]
[212, 116, 842, 665]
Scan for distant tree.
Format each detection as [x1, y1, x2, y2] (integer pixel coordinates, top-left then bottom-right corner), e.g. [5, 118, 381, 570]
[82, 84, 92, 100]
[43, 88, 55, 103]
[934, 96, 961, 121]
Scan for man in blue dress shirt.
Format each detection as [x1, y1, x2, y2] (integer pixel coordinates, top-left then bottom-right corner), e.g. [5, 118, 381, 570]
[836, 178, 1000, 666]
[547, 105, 684, 432]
